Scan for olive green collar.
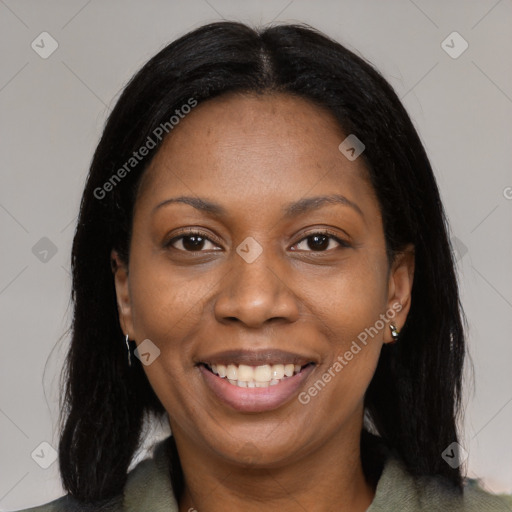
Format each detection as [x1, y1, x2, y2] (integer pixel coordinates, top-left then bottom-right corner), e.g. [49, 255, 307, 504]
[122, 435, 511, 512]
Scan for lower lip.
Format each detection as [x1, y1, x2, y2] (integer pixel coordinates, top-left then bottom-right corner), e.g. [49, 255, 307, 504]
[199, 364, 315, 413]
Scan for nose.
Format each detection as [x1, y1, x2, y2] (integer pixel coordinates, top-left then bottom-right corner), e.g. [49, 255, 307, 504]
[214, 245, 301, 328]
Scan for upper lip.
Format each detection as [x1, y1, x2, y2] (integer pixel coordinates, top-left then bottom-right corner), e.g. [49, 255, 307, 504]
[197, 349, 317, 367]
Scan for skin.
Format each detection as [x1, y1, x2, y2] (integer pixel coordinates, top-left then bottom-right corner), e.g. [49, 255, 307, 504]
[112, 92, 414, 512]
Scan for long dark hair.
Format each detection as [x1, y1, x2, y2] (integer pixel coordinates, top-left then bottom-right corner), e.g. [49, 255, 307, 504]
[58, 21, 466, 503]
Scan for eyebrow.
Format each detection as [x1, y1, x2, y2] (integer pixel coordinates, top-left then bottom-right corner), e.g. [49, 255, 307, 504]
[153, 194, 364, 219]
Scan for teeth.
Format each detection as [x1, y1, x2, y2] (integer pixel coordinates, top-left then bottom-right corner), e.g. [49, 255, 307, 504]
[254, 364, 272, 382]
[208, 362, 306, 388]
[271, 365, 285, 380]
[284, 364, 295, 377]
[238, 364, 254, 381]
[226, 364, 237, 380]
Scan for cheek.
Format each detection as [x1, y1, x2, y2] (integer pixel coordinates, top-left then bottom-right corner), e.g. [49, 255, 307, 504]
[126, 255, 208, 416]
[296, 253, 388, 407]
[302, 253, 389, 346]
[128, 251, 212, 341]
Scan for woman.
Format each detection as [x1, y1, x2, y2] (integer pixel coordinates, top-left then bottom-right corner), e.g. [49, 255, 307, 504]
[15, 21, 511, 512]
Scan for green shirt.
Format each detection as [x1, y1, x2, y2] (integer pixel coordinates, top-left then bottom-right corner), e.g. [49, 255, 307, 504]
[14, 435, 512, 511]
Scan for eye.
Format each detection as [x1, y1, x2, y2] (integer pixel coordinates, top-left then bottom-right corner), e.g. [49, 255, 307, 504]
[165, 230, 221, 252]
[292, 230, 351, 252]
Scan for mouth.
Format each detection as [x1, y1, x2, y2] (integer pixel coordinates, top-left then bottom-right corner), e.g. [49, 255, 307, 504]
[200, 362, 315, 388]
[197, 360, 317, 413]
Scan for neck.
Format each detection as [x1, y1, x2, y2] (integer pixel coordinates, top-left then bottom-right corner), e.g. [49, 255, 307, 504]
[173, 423, 376, 512]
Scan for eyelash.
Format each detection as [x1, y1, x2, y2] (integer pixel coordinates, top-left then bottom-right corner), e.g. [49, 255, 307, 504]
[165, 229, 350, 253]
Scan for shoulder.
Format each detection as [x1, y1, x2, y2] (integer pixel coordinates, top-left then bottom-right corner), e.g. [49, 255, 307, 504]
[10, 436, 178, 512]
[462, 481, 512, 511]
[9, 494, 122, 512]
[369, 455, 512, 512]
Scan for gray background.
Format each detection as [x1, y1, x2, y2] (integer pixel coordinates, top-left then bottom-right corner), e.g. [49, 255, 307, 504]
[1, 0, 511, 509]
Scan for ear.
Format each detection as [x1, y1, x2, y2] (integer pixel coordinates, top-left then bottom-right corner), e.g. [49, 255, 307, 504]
[111, 249, 134, 339]
[384, 244, 415, 344]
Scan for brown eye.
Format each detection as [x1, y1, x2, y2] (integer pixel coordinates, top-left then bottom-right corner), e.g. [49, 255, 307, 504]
[292, 231, 350, 252]
[166, 231, 220, 252]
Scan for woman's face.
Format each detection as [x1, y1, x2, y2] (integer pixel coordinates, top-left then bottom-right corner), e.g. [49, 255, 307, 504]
[113, 92, 414, 467]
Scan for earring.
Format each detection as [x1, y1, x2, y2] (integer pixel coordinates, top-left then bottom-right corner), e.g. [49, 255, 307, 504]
[125, 334, 132, 367]
[389, 324, 400, 343]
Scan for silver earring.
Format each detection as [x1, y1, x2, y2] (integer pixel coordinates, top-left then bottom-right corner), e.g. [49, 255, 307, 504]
[125, 334, 132, 367]
[389, 324, 400, 343]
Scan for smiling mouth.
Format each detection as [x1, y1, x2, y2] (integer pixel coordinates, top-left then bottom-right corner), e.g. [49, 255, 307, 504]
[201, 362, 315, 388]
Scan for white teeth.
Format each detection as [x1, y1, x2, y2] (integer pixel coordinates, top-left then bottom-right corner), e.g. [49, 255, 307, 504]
[254, 364, 272, 382]
[237, 364, 254, 381]
[271, 364, 285, 380]
[208, 362, 307, 388]
[226, 364, 237, 380]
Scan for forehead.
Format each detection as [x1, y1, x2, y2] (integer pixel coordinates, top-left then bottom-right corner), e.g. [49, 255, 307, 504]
[135, 92, 376, 220]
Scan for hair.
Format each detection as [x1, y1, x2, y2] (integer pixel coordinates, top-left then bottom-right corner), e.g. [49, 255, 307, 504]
[58, 20, 466, 503]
